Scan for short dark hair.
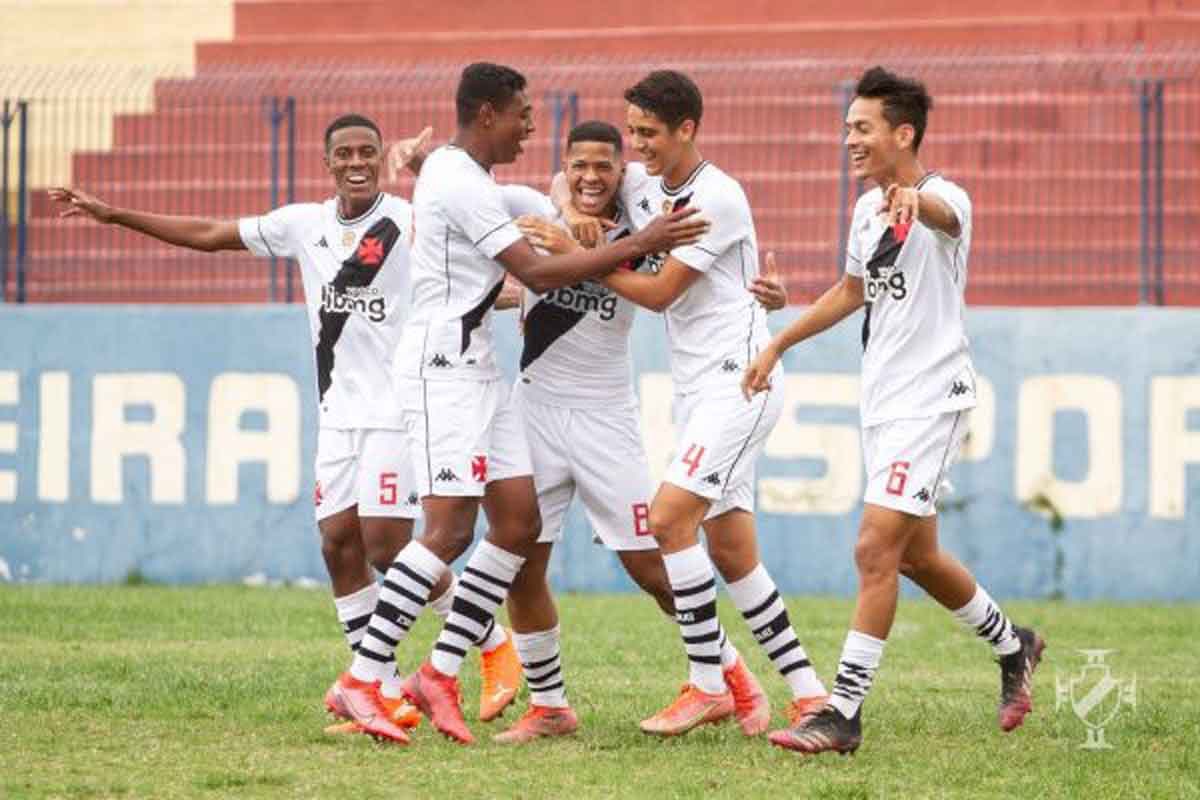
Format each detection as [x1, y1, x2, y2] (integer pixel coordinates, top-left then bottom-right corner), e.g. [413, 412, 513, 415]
[456, 62, 527, 127]
[854, 66, 934, 152]
[566, 120, 622, 154]
[623, 70, 703, 132]
[324, 114, 381, 152]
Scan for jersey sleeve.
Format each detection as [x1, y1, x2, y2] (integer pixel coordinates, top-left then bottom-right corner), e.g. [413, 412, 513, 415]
[923, 179, 971, 241]
[499, 184, 557, 218]
[844, 199, 868, 277]
[669, 185, 747, 274]
[443, 172, 524, 258]
[238, 204, 313, 259]
[617, 162, 651, 221]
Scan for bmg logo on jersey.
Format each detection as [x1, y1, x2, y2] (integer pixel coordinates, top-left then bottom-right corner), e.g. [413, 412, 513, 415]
[864, 266, 908, 303]
[320, 284, 387, 322]
[545, 282, 618, 321]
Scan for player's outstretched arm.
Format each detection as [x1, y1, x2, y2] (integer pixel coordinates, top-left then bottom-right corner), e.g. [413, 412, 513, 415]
[742, 273, 865, 399]
[883, 183, 961, 238]
[49, 187, 245, 252]
[496, 207, 707, 295]
[600, 256, 701, 313]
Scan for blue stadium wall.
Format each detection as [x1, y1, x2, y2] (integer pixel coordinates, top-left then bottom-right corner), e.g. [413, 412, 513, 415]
[1, 306, 1197, 601]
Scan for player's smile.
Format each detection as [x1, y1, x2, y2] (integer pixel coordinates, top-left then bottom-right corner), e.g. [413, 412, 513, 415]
[566, 140, 621, 217]
[325, 125, 382, 214]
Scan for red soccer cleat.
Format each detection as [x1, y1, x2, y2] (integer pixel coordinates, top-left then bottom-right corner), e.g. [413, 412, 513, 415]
[327, 672, 411, 745]
[493, 705, 579, 744]
[639, 684, 734, 737]
[723, 656, 771, 736]
[402, 661, 474, 744]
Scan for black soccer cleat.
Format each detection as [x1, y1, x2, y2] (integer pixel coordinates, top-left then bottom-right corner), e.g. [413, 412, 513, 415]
[997, 625, 1046, 732]
[768, 704, 862, 755]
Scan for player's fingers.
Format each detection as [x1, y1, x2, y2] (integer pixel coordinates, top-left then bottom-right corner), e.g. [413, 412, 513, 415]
[415, 126, 433, 150]
[599, 218, 619, 231]
[765, 250, 778, 278]
[666, 206, 702, 221]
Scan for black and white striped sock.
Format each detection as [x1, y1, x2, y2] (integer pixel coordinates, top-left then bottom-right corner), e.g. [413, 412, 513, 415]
[828, 630, 885, 719]
[952, 584, 1020, 657]
[334, 582, 378, 653]
[430, 540, 524, 678]
[663, 545, 727, 695]
[514, 626, 568, 708]
[727, 563, 826, 698]
[348, 541, 446, 683]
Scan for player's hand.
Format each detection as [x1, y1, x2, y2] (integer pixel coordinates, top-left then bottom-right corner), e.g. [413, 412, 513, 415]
[386, 126, 433, 181]
[741, 344, 780, 401]
[562, 207, 616, 249]
[48, 187, 114, 223]
[516, 215, 580, 255]
[635, 207, 709, 254]
[494, 275, 523, 310]
[882, 183, 919, 236]
[749, 251, 788, 311]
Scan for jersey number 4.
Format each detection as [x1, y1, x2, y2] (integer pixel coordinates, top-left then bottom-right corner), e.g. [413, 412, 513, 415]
[681, 444, 705, 478]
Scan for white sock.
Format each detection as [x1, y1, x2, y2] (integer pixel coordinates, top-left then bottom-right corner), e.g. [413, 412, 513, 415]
[726, 563, 826, 699]
[334, 582, 378, 653]
[430, 540, 524, 677]
[952, 584, 1020, 657]
[662, 545, 726, 695]
[719, 634, 739, 668]
[828, 630, 885, 719]
[428, 572, 508, 653]
[514, 626, 568, 708]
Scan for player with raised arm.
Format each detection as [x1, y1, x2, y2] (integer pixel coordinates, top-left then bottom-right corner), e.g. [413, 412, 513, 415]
[49, 115, 521, 744]
[541, 70, 829, 738]
[330, 63, 708, 746]
[743, 67, 1046, 756]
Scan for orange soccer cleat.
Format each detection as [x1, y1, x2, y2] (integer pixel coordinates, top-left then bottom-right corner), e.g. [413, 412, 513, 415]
[784, 694, 830, 727]
[478, 633, 522, 722]
[326, 672, 412, 745]
[402, 661, 474, 744]
[639, 684, 734, 737]
[492, 704, 579, 744]
[723, 656, 771, 736]
[324, 692, 422, 736]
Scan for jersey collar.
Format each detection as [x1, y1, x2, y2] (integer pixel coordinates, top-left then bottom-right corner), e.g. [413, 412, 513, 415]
[336, 191, 384, 226]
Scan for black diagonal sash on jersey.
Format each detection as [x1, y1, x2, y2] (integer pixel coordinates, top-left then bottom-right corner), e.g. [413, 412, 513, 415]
[861, 224, 904, 352]
[314, 216, 400, 403]
[460, 278, 505, 356]
[520, 298, 587, 372]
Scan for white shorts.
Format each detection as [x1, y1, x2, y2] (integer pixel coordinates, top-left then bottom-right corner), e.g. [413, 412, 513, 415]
[664, 380, 783, 520]
[862, 410, 969, 517]
[314, 428, 420, 522]
[513, 384, 657, 552]
[397, 377, 533, 498]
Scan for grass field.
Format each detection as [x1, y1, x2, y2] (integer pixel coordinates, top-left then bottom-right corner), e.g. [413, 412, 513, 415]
[1, 586, 1196, 799]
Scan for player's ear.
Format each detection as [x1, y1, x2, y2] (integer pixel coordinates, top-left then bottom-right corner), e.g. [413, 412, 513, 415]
[479, 102, 495, 129]
[322, 151, 333, 173]
[677, 119, 697, 144]
[895, 123, 916, 152]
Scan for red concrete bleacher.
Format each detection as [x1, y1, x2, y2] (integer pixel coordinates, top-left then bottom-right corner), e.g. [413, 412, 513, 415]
[19, 0, 1200, 304]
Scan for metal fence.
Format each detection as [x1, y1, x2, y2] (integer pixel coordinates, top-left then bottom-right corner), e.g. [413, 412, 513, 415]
[2, 49, 1198, 305]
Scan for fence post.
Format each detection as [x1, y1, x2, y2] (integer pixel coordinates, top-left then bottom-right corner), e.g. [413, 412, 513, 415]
[550, 91, 564, 175]
[1153, 80, 1165, 306]
[836, 80, 855, 278]
[1138, 80, 1152, 305]
[285, 96, 296, 304]
[567, 91, 579, 132]
[15, 100, 27, 304]
[268, 96, 282, 303]
[2, 99, 11, 303]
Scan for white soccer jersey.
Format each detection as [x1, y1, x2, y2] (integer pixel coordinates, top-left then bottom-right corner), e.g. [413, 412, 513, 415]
[619, 161, 772, 394]
[845, 172, 978, 426]
[502, 188, 641, 409]
[239, 192, 412, 429]
[395, 145, 525, 382]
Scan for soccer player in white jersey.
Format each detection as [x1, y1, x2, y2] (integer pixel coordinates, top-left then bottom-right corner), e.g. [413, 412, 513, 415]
[546, 71, 830, 738]
[743, 67, 1046, 755]
[333, 63, 708, 745]
[48, 114, 521, 745]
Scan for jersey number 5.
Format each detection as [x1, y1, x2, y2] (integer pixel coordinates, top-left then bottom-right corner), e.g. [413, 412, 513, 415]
[379, 472, 398, 505]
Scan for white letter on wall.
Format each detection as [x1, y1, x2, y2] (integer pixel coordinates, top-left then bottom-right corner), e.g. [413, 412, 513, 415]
[960, 375, 995, 462]
[91, 373, 186, 504]
[205, 373, 300, 504]
[1150, 376, 1200, 519]
[38, 372, 70, 502]
[638, 373, 676, 485]
[1016, 375, 1122, 518]
[759, 374, 861, 515]
[0, 371, 17, 502]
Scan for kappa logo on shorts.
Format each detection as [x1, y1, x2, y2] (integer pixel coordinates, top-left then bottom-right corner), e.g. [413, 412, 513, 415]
[721, 359, 739, 373]
[406, 491, 419, 506]
[703, 472, 722, 487]
[428, 353, 451, 368]
[435, 468, 460, 483]
[948, 380, 972, 398]
[471, 454, 488, 483]
[913, 487, 932, 502]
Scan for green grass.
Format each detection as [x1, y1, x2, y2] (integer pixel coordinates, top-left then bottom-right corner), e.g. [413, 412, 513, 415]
[1, 587, 1196, 800]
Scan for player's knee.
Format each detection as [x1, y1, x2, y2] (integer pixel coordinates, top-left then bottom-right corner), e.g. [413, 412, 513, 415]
[319, 518, 358, 559]
[853, 529, 901, 583]
[898, 552, 934, 581]
[422, 524, 476, 562]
